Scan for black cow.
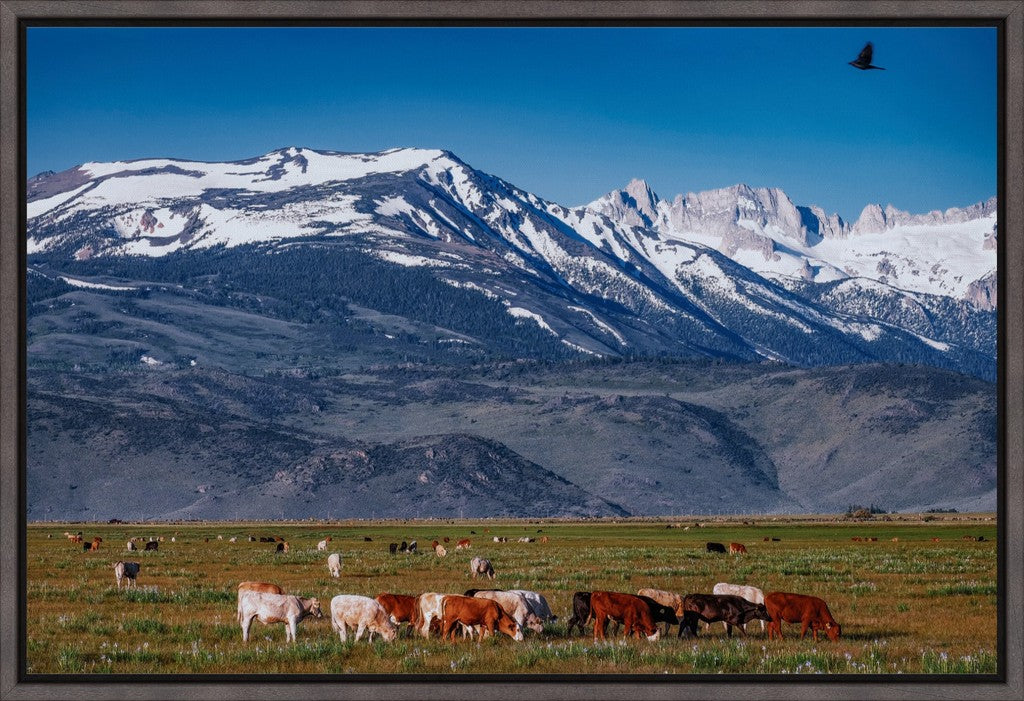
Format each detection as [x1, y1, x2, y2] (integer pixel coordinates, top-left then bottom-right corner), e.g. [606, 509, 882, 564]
[363, 537, 373, 542]
[144, 541, 159, 551]
[682, 594, 771, 637]
[706, 542, 727, 554]
[565, 591, 592, 636]
[389, 542, 398, 555]
[677, 610, 700, 638]
[399, 541, 408, 553]
[463, 588, 503, 597]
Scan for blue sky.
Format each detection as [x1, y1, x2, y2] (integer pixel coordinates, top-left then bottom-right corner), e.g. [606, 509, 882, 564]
[27, 26, 996, 221]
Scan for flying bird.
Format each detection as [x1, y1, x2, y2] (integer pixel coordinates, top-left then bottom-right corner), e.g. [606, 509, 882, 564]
[849, 42, 885, 70]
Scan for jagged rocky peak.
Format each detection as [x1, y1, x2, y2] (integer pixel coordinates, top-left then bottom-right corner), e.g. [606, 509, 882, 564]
[853, 196, 997, 235]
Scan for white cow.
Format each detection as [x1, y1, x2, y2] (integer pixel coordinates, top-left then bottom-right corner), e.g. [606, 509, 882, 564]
[472, 590, 543, 634]
[470, 556, 495, 579]
[317, 537, 331, 551]
[327, 553, 341, 578]
[113, 561, 140, 589]
[330, 595, 397, 642]
[507, 589, 558, 622]
[416, 592, 447, 637]
[434, 544, 447, 558]
[713, 583, 766, 632]
[126, 540, 137, 552]
[636, 588, 685, 616]
[238, 591, 322, 643]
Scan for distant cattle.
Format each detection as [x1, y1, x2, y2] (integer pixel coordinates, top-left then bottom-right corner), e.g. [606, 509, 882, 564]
[407, 541, 418, 554]
[389, 543, 398, 555]
[589, 591, 660, 641]
[317, 537, 332, 551]
[363, 536, 373, 542]
[764, 591, 841, 642]
[431, 540, 440, 549]
[330, 595, 397, 643]
[375, 593, 420, 636]
[327, 553, 341, 578]
[517, 537, 535, 543]
[276, 542, 285, 553]
[238, 591, 322, 643]
[682, 594, 770, 638]
[931, 537, 941, 542]
[706, 542, 727, 554]
[729, 542, 747, 554]
[144, 540, 158, 551]
[443, 537, 450, 543]
[434, 544, 447, 558]
[228, 537, 236, 543]
[892, 537, 899, 542]
[248, 536, 257, 542]
[259, 537, 275, 543]
[113, 561, 140, 589]
[456, 539, 471, 550]
[713, 583, 766, 632]
[126, 540, 137, 551]
[540, 536, 549, 543]
[565, 592, 591, 636]
[399, 541, 408, 553]
[440, 595, 523, 642]
[851, 537, 863, 542]
[868, 537, 878, 542]
[470, 557, 495, 579]
[84, 537, 102, 552]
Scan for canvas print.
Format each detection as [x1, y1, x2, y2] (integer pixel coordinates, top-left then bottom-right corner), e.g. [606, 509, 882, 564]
[23, 25, 998, 675]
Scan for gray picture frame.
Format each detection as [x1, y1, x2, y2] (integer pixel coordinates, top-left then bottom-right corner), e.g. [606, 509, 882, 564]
[1, 2, 1021, 699]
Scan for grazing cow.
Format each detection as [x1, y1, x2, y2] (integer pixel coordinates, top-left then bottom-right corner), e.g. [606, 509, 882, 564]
[126, 540, 137, 552]
[228, 537, 236, 543]
[565, 592, 592, 636]
[389, 543, 398, 555]
[637, 588, 684, 617]
[443, 537, 450, 543]
[851, 537, 863, 542]
[375, 593, 420, 636]
[440, 595, 523, 642]
[456, 539, 471, 550]
[144, 541, 158, 551]
[330, 595, 397, 642]
[84, 537, 102, 552]
[589, 591, 660, 641]
[472, 590, 544, 634]
[69, 534, 83, 544]
[540, 536, 549, 543]
[706, 542, 727, 554]
[507, 589, 557, 623]
[317, 537, 332, 551]
[248, 536, 256, 542]
[434, 544, 447, 558]
[764, 591, 841, 642]
[682, 594, 771, 638]
[238, 591, 322, 643]
[407, 541, 418, 554]
[632, 595, 678, 635]
[771, 538, 781, 542]
[260, 537, 274, 543]
[763, 537, 770, 542]
[236, 581, 286, 623]
[416, 592, 447, 637]
[399, 541, 408, 553]
[892, 537, 899, 542]
[470, 557, 495, 579]
[113, 561, 140, 590]
[713, 583, 767, 632]
[276, 542, 285, 553]
[517, 537, 535, 543]
[431, 540, 440, 549]
[327, 553, 342, 578]
[931, 537, 942, 542]
[363, 537, 373, 542]
[171, 537, 176, 543]
[729, 542, 747, 554]
[868, 537, 878, 542]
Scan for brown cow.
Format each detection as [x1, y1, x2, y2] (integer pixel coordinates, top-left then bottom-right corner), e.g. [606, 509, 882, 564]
[764, 591, 841, 642]
[729, 542, 747, 554]
[84, 537, 102, 552]
[851, 536, 863, 542]
[931, 537, 942, 542]
[589, 591, 660, 641]
[456, 539, 471, 550]
[440, 595, 523, 642]
[376, 593, 419, 636]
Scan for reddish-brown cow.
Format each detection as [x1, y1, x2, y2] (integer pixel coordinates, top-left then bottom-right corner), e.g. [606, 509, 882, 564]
[729, 542, 747, 554]
[376, 593, 419, 635]
[764, 591, 842, 642]
[439, 595, 523, 642]
[589, 591, 660, 641]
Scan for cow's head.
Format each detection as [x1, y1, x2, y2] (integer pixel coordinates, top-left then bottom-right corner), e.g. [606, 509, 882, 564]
[645, 627, 661, 642]
[308, 598, 323, 618]
[497, 611, 524, 641]
[380, 619, 398, 642]
[751, 603, 772, 621]
[525, 613, 545, 634]
[824, 620, 841, 641]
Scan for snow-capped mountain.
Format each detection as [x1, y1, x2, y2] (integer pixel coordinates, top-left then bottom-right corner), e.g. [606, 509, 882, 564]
[26, 146, 996, 379]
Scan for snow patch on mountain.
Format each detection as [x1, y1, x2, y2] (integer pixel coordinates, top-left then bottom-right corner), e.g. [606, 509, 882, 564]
[507, 306, 556, 335]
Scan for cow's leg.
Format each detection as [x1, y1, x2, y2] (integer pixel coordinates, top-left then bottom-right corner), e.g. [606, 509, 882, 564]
[355, 622, 366, 642]
[338, 620, 348, 643]
[288, 619, 298, 643]
[595, 614, 607, 641]
[799, 619, 810, 639]
[726, 622, 733, 638]
[242, 615, 255, 642]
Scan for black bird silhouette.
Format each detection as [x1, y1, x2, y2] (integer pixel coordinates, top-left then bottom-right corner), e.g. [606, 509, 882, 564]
[849, 42, 885, 70]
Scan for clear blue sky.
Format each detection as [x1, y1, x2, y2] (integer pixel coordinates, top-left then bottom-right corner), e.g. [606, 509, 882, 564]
[27, 26, 996, 221]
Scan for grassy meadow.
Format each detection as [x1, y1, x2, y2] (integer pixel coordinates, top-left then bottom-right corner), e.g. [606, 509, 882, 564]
[25, 516, 998, 675]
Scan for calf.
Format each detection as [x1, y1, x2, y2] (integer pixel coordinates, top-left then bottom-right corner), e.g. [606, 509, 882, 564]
[389, 542, 398, 555]
[589, 591, 660, 641]
[126, 540, 137, 552]
[440, 595, 523, 642]
[713, 583, 767, 632]
[144, 540, 158, 551]
[729, 542, 747, 554]
[238, 591, 322, 643]
[113, 561, 140, 589]
[330, 595, 397, 642]
[682, 594, 770, 638]
[565, 592, 592, 636]
[456, 539, 471, 550]
[317, 537, 332, 551]
[434, 544, 447, 557]
[706, 542, 727, 554]
[327, 553, 341, 578]
[470, 556, 495, 579]
[764, 591, 841, 642]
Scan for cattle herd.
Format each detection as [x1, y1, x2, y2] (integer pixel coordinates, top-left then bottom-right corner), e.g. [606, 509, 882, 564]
[76, 531, 854, 648]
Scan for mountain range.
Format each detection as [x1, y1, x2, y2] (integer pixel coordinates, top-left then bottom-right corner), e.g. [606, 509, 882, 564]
[24, 147, 998, 518]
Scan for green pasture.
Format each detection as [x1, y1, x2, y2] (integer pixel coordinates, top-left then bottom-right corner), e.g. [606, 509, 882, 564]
[25, 516, 998, 675]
